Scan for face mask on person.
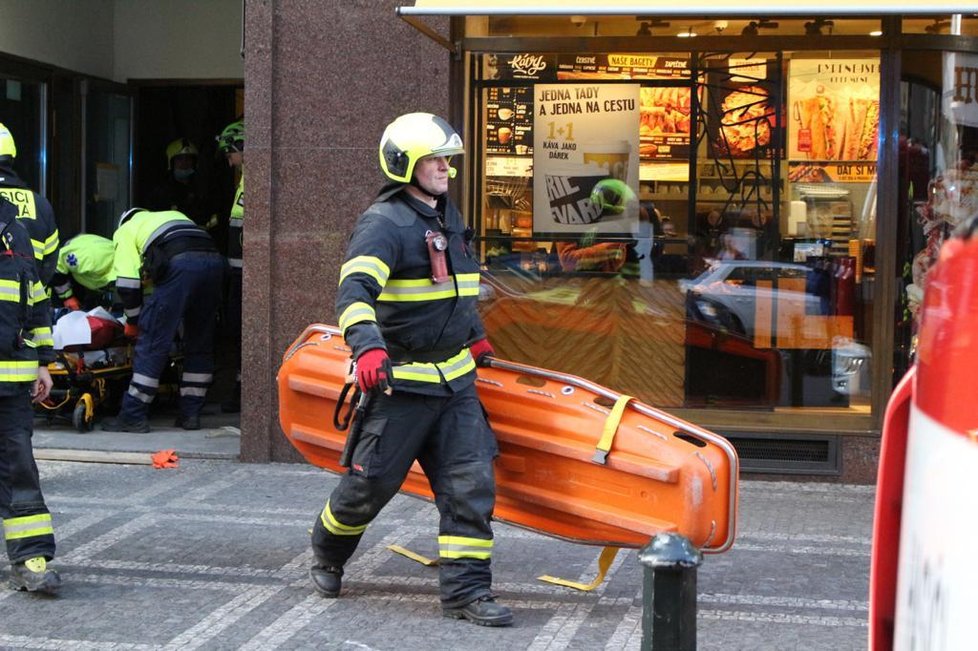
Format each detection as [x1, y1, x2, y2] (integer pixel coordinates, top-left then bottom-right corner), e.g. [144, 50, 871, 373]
[173, 168, 195, 181]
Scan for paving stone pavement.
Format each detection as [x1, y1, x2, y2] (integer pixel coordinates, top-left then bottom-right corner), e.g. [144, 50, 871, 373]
[0, 460, 874, 650]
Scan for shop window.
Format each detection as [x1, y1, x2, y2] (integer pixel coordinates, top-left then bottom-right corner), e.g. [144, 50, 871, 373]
[472, 48, 879, 415]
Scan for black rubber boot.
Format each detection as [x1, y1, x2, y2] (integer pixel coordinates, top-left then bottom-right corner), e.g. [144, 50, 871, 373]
[310, 564, 343, 598]
[443, 595, 513, 627]
[100, 417, 150, 433]
[174, 414, 201, 430]
[9, 557, 61, 595]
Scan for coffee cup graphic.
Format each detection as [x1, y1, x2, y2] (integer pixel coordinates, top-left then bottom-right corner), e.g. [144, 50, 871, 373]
[498, 127, 513, 144]
[581, 140, 631, 184]
[545, 164, 610, 225]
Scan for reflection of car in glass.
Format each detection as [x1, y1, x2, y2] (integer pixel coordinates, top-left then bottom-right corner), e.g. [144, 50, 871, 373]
[680, 260, 871, 401]
[680, 261, 821, 338]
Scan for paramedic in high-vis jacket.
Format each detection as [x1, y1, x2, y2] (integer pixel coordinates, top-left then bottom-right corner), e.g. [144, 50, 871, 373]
[0, 122, 59, 285]
[0, 196, 59, 594]
[308, 113, 511, 627]
[51, 234, 116, 311]
[100, 209, 224, 433]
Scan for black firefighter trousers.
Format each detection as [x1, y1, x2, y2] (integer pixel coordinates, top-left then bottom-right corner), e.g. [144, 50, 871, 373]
[0, 385, 55, 563]
[312, 382, 498, 608]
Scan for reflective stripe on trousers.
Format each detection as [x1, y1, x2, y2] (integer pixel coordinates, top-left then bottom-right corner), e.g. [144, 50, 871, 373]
[120, 252, 224, 422]
[0, 387, 56, 562]
[310, 382, 497, 608]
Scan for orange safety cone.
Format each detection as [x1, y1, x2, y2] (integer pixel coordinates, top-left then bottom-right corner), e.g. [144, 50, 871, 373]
[869, 225, 978, 650]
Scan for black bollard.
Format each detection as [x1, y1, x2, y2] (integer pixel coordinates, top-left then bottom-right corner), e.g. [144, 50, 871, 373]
[639, 533, 703, 651]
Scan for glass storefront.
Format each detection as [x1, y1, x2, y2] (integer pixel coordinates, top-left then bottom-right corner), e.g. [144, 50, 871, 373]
[471, 45, 881, 421]
[438, 13, 978, 444]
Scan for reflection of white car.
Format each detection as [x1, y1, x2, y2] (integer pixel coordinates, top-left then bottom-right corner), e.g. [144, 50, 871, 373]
[681, 261, 822, 337]
[682, 261, 871, 396]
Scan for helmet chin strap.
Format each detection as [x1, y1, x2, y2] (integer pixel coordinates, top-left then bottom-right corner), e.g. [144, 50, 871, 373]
[409, 178, 442, 202]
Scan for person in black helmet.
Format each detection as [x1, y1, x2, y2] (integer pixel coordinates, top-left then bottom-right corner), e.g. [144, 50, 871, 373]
[309, 112, 512, 627]
[147, 137, 218, 231]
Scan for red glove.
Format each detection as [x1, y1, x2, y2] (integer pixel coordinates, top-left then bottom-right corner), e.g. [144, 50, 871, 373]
[124, 323, 139, 339]
[151, 449, 179, 469]
[63, 297, 81, 311]
[356, 348, 392, 394]
[469, 338, 495, 367]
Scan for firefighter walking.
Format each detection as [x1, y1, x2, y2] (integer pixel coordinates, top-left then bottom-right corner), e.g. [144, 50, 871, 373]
[0, 196, 59, 594]
[100, 209, 225, 432]
[309, 113, 511, 627]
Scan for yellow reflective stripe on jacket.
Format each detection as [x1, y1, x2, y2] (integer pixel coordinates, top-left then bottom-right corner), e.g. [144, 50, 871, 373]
[338, 301, 376, 335]
[43, 230, 59, 256]
[31, 281, 45, 305]
[455, 273, 481, 297]
[320, 501, 368, 536]
[378, 278, 456, 302]
[378, 272, 481, 303]
[0, 361, 39, 382]
[3, 513, 53, 540]
[31, 326, 53, 348]
[391, 348, 475, 384]
[339, 255, 390, 287]
[30, 238, 44, 260]
[0, 279, 20, 302]
[438, 535, 492, 560]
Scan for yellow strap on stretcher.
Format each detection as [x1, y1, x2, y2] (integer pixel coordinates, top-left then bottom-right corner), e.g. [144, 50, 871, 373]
[538, 546, 620, 591]
[388, 544, 439, 566]
[592, 394, 634, 464]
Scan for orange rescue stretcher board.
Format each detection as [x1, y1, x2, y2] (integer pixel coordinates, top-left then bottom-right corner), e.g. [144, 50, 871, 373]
[278, 324, 739, 552]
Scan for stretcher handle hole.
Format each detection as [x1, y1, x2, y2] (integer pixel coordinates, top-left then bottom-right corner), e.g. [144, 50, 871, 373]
[515, 375, 546, 388]
[593, 396, 616, 408]
[673, 431, 707, 448]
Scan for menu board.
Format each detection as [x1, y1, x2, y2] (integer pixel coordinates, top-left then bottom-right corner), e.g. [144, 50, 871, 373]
[481, 53, 690, 82]
[639, 86, 692, 160]
[557, 54, 690, 80]
[485, 86, 534, 156]
[788, 58, 881, 162]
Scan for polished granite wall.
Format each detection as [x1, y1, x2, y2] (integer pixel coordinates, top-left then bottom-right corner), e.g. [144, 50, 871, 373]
[241, 0, 451, 461]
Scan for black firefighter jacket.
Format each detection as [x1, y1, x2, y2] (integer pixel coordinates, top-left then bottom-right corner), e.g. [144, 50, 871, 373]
[0, 164, 60, 285]
[336, 184, 486, 396]
[0, 197, 54, 392]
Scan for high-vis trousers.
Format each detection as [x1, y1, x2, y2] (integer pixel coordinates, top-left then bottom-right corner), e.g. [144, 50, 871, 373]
[0, 386, 55, 563]
[311, 382, 498, 608]
[120, 251, 225, 422]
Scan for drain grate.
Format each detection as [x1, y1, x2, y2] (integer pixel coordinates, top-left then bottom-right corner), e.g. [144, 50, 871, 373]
[722, 433, 840, 475]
